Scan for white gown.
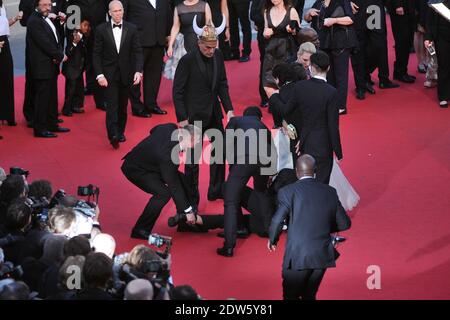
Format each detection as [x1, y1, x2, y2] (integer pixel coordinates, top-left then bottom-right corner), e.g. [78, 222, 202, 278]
[329, 158, 360, 211]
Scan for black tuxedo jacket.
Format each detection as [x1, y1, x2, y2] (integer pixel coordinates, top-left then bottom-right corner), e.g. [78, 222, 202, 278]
[269, 78, 343, 160]
[121, 0, 172, 47]
[93, 21, 143, 86]
[26, 11, 64, 80]
[225, 116, 275, 169]
[269, 178, 351, 270]
[173, 48, 233, 124]
[122, 123, 190, 211]
[62, 31, 89, 79]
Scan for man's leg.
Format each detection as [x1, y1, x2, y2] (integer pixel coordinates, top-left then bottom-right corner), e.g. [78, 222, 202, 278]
[46, 76, 59, 129]
[257, 30, 268, 105]
[62, 78, 77, 114]
[144, 46, 165, 110]
[129, 48, 147, 114]
[351, 29, 367, 94]
[303, 269, 326, 300]
[103, 80, 120, 141]
[118, 83, 130, 137]
[228, 0, 240, 58]
[236, 0, 252, 57]
[33, 79, 51, 134]
[282, 269, 311, 300]
[314, 155, 333, 185]
[207, 119, 226, 199]
[121, 163, 172, 233]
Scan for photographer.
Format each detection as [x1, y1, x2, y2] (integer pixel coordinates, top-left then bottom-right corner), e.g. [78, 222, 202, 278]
[77, 252, 114, 300]
[0, 174, 27, 224]
[115, 244, 171, 300]
[0, 198, 31, 265]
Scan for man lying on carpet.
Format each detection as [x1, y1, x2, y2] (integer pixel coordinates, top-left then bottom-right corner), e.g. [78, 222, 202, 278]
[121, 123, 202, 240]
[168, 169, 298, 238]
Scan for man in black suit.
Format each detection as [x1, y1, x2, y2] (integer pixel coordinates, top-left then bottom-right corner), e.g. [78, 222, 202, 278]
[350, 0, 399, 100]
[26, 0, 70, 138]
[228, 0, 252, 62]
[121, 0, 172, 117]
[268, 51, 342, 184]
[386, 0, 417, 83]
[217, 107, 276, 257]
[93, 0, 143, 149]
[173, 21, 234, 207]
[268, 154, 351, 300]
[121, 123, 201, 239]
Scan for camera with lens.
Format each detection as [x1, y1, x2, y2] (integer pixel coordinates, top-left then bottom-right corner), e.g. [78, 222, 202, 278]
[25, 196, 50, 226]
[0, 261, 24, 281]
[9, 167, 29, 178]
[77, 184, 100, 198]
[148, 234, 172, 253]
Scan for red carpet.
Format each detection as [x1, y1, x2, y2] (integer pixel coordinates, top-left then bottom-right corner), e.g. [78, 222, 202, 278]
[1, 35, 450, 300]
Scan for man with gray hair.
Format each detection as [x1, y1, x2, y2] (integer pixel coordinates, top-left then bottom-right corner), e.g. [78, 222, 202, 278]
[124, 279, 154, 300]
[297, 42, 317, 77]
[121, 123, 201, 239]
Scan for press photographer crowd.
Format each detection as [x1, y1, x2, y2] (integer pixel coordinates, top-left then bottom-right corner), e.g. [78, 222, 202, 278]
[0, 166, 202, 300]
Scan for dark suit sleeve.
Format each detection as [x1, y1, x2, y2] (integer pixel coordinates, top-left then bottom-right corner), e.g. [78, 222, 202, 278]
[172, 56, 189, 122]
[250, 0, 264, 27]
[269, 188, 291, 245]
[159, 163, 191, 213]
[269, 91, 297, 118]
[217, 53, 233, 113]
[327, 91, 343, 160]
[92, 25, 104, 78]
[28, 18, 64, 62]
[132, 29, 144, 73]
[332, 196, 352, 232]
[19, 0, 34, 26]
[64, 31, 77, 57]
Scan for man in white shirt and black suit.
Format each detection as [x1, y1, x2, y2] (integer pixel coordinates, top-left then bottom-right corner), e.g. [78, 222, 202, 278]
[93, 0, 143, 149]
[26, 0, 69, 138]
[268, 154, 351, 300]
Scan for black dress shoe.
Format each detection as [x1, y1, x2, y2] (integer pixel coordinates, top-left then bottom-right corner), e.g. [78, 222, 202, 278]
[132, 110, 151, 118]
[365, 83, 376, 94]
[57, 118, 64, 123]
[260, 101, 269, 108]
[225, 53, 240, 61]
[110, 136, 120, 149]
[84, 88, 94, 96]
[379, 81, 400, 89]
[34, 131, 57, 138]
[394, 74, 416, 83]
[130, 228, 150, 240]
[96, 103, 107, 111]
[149, 106, 167, 115]
[48, 126, 70, 133]
[356, 89, 365, 100]
[217, 246, 234, 257]
[7, 121, 17, 126]
[119, 134, 126, 143]
[72, 108, 85, 114]
[62, 111, 73, 117]
[217, 229, 250, 239]
[339, 109, 347, 115]
[239, 55, 250, 63]
[27, 121, 33, 128]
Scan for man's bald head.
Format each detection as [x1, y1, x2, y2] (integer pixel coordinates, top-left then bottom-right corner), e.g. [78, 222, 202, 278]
[295, 154, 316, 179]
[91, 233, 116, 259]
[297, 28, 319, 47]
[124, 279, 154, 300]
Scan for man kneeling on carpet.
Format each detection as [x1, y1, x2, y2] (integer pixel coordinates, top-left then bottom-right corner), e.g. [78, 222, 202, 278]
[121, 123, 202, 239]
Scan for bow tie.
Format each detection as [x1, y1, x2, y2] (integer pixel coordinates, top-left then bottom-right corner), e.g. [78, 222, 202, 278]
[113, 24, 122, 29]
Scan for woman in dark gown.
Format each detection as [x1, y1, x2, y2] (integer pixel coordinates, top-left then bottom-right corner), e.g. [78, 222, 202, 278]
[262, 0, 300, 89]
[167, 0, 212, 57]
[0, 2, 22, 127]
[305, 0, 358, 114]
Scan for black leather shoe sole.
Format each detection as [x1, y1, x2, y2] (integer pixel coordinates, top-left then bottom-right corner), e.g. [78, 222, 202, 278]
[132, 112, 151, 118]
[34, 131, 57, 138]
[379, 82, 400, 89]
[217, 247, 234, 257]
[149, 108, 167, 115]
[48, 127, 70, 133]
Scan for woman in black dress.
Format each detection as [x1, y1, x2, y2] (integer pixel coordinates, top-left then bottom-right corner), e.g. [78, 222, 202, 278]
[262, 0, 300, 89]
[0, 1, 22, 127]
[305, 0, 358, 114]
[167, 0, 212, 57]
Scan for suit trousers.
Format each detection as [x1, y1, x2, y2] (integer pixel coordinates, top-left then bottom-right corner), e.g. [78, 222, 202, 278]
[390, 13, 415, 76]
[86, 30, 105, 108]
[351, 29, 369, 91]
[365, 30, 390, 83]
[314, 155, 333, 185]
[103, 79, 130, 140]
[33, 77, 59, 133]
[223, 163, 268, 248]
[23, 68, 35, 123]
[185, 116, 226, 206]
[62, 75, 85, 113]
[326, 48, 350, 110]
[228, 0, 252, 57]
[282, 268, 326, 300]
[129, 46, 165, 112]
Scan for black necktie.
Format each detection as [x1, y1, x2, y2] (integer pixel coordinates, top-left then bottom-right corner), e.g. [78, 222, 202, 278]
[113, 24, 122, 29]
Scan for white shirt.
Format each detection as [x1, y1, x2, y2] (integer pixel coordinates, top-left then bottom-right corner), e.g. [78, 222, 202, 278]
[0, 6, 10, 37]
[312, 75, 327, 82]
[300, 176, 314, 180]
[149, 0, 157, 9]
[44, 16, 59, 43]
[111, 20, 123, 53]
